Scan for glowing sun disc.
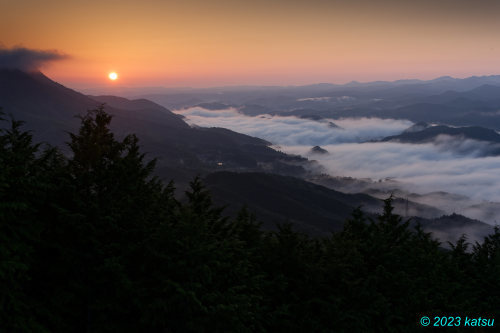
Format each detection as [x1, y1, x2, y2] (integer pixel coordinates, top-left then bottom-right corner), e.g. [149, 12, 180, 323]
[108, 72, 118, 80]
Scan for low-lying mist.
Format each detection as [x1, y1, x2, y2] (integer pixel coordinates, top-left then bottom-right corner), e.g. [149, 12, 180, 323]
[176, 107, 412, 145]
[174, 106, 500, 224]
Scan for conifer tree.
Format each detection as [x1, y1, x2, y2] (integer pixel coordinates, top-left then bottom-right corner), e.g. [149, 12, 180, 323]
[0, 112, 61, 331]
[2, 106, 500, 332]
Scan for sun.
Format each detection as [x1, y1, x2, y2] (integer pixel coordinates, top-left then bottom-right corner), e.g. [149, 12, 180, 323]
[108, 72, 118, 80]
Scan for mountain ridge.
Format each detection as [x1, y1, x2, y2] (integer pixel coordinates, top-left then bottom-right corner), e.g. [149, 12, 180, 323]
[0, 69, 308, 182]
[1, 69, 494, 242]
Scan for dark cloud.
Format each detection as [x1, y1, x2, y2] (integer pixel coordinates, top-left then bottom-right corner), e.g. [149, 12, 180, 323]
[0, 46, 68, 71]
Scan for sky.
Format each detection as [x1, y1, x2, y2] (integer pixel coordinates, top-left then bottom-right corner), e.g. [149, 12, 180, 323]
[2, 0, 500, 88]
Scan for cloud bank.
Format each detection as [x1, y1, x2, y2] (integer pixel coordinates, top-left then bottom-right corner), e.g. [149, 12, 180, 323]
[286, 142, 500, 201]
[176, 107, 412, 145]
[291, 141, 500, 223]
[0, 46, 68, 71]
[175, 106, 500, 224]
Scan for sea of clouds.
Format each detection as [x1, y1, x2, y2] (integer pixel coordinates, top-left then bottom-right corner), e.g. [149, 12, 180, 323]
[176, 107, 413, 145]
[175, 106, 500, 223]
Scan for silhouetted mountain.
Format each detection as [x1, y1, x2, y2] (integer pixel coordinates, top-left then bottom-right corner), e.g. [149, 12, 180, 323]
[428, 84, 500, 103]
[204, 171, 381, 235]
[0, 69, 102, 144]
[299, 114, 323, 120]
[357, 84, 500, 128]
[0, 69, 192, 144]
[194, 102, 231, 110]
[310, 175, 446, 219]
[204, 172, 492, 241]
[403, 122, 430, 133]
[3, 70, 495, 239]
[381, 125, 500, 144]
[412, 214, 495, 245]
[90, 95, 188, 127]
[309, 146, 328, 154]
[0, 69, 308, 184]
[238, 104, 273, 116]
[135, 75, 500, 129]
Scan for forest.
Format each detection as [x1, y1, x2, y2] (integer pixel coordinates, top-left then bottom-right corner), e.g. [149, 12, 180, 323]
[1, 107, 499, 332]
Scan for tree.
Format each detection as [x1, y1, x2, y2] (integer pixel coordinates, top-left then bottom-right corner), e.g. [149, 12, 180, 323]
[2, 106, 499, 331]
[0, 111, 61, 331]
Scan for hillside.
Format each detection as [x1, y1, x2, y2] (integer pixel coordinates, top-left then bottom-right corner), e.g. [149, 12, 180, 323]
[204, 171, 381, 235]
[0, 69, 307, 183]
[381, 125, 500, 146]
[1, 69, 494, 242]
[412, 214, 495, 245]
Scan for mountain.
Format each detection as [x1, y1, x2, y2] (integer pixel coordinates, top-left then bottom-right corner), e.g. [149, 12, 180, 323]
[402, 122, 430, 133]
[412, 214, 495, 245]
[381, 125, 500, 144]
[194, 102, 232, 110]
[135, 75, 500, 130]
[204, 172, 492, 242]
[0, 69, 192, 145]
[89, 94, 189, 127]
[309, 146, 328, 155]
[0, 69, 102, 145]
[238, 104, 273, 116]
[427, 84, 500, 104]
[2, 69, 494, 241]
[204, 171, 381, 235]
[0, 69, 308, 186]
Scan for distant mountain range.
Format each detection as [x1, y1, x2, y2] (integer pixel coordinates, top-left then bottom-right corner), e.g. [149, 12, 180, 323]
[132, 75, 500, 130]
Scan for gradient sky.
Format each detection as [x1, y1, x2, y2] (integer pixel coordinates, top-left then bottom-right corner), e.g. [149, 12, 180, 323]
[2, 0, 500, 88]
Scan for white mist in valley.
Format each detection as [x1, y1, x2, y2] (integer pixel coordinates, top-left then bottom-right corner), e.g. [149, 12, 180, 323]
[175, 106, 500, 224]
[176, 107, 412, 145]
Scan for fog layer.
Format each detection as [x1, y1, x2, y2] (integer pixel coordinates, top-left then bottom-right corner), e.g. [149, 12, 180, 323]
[175, 107, 500, 223]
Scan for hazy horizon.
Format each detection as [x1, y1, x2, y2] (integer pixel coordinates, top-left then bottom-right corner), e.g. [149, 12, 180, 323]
[2, 51, 499, 92]
[3, 0, 500, 88]
[56, 71, 500, 97]
[73, 72, 500, 92]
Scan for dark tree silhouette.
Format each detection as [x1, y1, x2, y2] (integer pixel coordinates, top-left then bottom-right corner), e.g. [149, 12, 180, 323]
[1, 107, 498, 332]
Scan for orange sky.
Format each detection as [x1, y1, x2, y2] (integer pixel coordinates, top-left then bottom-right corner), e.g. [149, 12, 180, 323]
[2, 0, 500, 88]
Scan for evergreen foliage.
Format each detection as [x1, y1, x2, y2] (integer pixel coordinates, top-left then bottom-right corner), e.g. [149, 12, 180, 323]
[1, 107, 499, 332]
